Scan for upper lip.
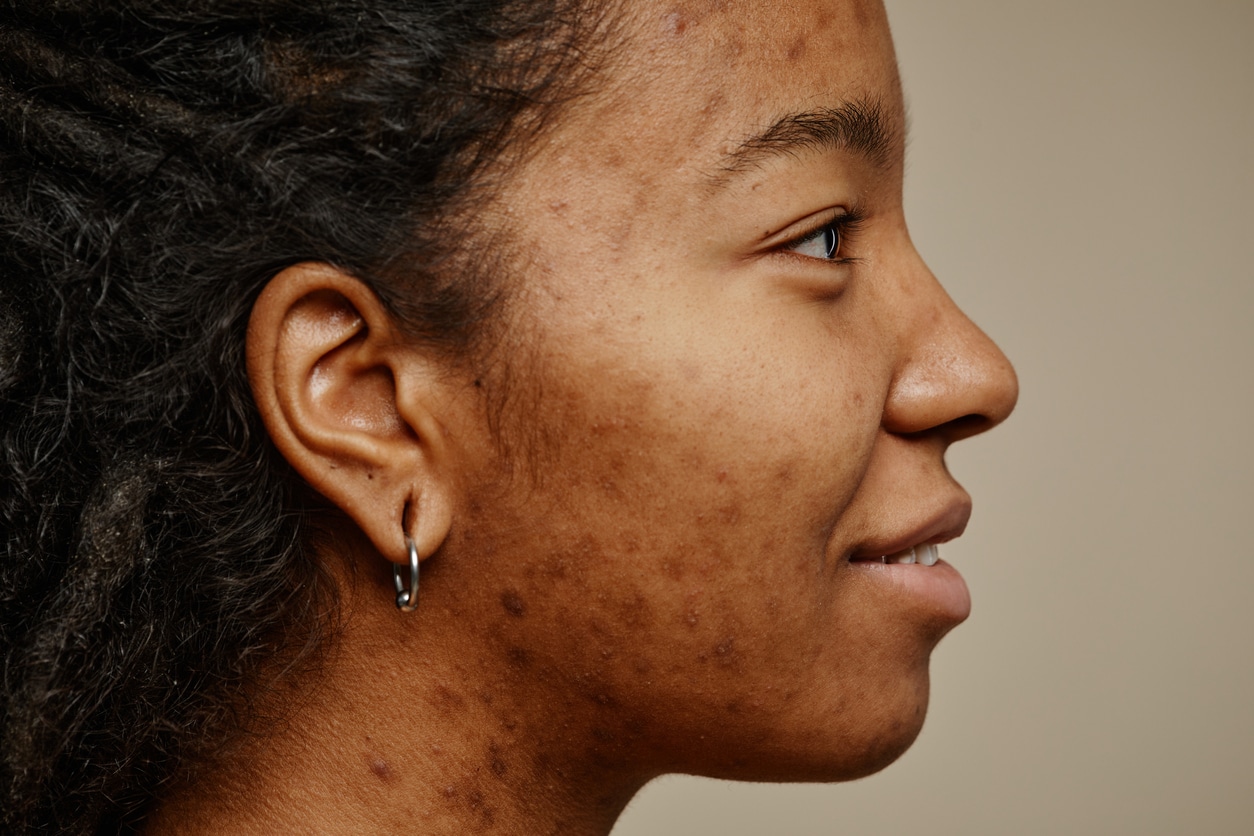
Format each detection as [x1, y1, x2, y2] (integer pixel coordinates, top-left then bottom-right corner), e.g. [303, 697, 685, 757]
[849, 495, 972, 560]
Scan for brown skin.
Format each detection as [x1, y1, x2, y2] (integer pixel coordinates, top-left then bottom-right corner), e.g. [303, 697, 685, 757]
[146, 1, 1017, 833]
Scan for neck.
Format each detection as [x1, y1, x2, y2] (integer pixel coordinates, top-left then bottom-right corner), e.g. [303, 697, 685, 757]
[144, 561, 651, 836]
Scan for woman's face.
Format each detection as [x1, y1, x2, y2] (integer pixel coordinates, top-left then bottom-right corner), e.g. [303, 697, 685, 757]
[444, 0, 1017, 781]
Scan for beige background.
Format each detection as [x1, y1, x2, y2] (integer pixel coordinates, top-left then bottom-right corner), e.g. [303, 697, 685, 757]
[613, 1, 1254, 834]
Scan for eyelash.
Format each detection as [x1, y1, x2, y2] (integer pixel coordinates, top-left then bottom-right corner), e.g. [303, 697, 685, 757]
[780, 207, 867, 266]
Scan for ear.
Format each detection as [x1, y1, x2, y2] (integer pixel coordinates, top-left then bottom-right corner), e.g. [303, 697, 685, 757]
[246, 262, 454, 567]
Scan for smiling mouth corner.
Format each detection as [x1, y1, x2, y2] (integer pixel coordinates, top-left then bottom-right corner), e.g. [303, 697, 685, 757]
[852, 542, 941, 566]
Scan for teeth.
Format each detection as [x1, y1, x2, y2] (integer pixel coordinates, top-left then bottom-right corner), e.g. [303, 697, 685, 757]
[886, 546, 916, 564]
[880, 544, 939, 566]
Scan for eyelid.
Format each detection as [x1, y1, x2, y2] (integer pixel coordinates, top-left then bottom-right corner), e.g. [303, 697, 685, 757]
[758, 206, 853, 250]
[766, 205, 867, 264]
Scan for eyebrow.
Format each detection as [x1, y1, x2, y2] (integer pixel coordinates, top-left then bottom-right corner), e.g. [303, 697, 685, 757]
[710, 97, 900, 185]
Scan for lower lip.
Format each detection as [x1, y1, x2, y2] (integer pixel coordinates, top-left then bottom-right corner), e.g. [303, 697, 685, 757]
[848, 559, 972, 625]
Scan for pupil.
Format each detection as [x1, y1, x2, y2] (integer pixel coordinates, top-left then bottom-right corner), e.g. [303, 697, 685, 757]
[824, 225, 840, 259]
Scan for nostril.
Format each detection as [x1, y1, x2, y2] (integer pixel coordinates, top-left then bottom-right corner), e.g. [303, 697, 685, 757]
[896, 413, 989, 444]
[942, 413, 994, 444]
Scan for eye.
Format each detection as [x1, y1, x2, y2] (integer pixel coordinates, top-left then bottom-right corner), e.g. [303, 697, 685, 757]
[778, 208, 865, 264]
[785, 220, 842, 260]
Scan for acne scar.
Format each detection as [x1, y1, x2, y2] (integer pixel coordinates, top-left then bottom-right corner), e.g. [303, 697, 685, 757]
[433, 684, 467, 713]
[786, 35, 808, 61]
[471, 790, 495, 825]
[588, 688, 618, 709]
[663, 11, 688, 36]
[615, 590, 653, 629]
[500, 589, 527, 617]
[700, 92, 726, 115]
[488, 742, 508, 778]
[506, 646, 531, 669]
[368, 756, 393, 782]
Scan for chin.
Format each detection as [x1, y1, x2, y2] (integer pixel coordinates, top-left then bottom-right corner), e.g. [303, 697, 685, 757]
[695, 670, 934, 785]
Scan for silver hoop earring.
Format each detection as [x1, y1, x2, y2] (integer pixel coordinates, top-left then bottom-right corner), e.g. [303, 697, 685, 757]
[394, 536, 419, 612]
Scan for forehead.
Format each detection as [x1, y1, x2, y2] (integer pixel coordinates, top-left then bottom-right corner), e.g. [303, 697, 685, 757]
[500, 0, 906, 245]
[556, 0, 902, 178]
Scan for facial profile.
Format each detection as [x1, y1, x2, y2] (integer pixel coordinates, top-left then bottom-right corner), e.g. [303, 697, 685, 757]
[1, 1, 1018, 832]
[405, 0, 1019, 784]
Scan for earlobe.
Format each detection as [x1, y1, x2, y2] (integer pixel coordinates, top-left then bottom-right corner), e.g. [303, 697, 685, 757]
[246, 262, 455, 567]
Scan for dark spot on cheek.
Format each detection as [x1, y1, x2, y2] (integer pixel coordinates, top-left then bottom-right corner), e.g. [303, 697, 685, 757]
[368, 756, 393, 782]
[714, 636, 738, 668]
[663, 11, 688, 36]
[700, 92, 726, 116]
[787, 35, 808, 61]
[442, 782, 497, 826]
[506, 646, 531, 669]
[433, 684, 467, 713]
[616, 591, 653, 629]
[500, 589, 527, 618]
[489, 742, 508, 778]
[468, 790, 494, 824]
[852, 1, 873, 28]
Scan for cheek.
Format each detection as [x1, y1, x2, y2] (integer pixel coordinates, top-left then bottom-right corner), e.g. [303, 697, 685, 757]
[470, 328, 893, 741]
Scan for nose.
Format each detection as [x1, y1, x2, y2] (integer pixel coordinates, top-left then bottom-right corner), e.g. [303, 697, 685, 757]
[881, 266, 1019, 444]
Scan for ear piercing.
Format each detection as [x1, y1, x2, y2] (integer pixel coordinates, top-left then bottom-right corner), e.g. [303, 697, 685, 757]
[394, 535, 419, 612]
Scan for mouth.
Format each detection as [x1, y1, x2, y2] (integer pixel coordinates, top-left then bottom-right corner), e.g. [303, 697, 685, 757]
[844, 499, 974, 626]
[851, 542, 942, 566]
[848, 496, 969, 567]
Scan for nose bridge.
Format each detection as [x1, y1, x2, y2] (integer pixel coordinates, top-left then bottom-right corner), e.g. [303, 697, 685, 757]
[882, 263, 1019, 442]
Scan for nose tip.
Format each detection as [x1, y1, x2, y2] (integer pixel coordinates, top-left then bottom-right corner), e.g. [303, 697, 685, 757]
[882, 295, 1019, 444]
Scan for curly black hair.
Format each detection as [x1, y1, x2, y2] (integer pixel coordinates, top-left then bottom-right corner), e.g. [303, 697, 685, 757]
[0, 1, 601, 831]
